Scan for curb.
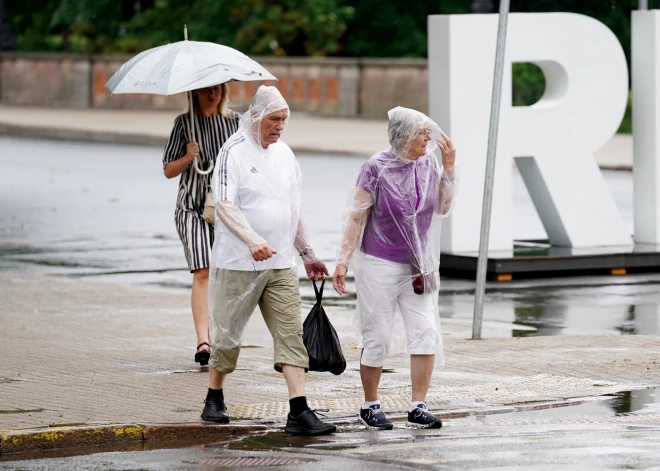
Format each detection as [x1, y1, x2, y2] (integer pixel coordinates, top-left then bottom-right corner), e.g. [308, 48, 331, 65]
[0, 423, 267, 456]
[0, 123, 166, 147]
[0, 398, 613, 456]
[0, 123, 365, 157]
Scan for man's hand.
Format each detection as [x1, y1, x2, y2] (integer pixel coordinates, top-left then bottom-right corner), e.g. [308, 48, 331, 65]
[332, 264, 348, 295]
[251, 242, 278, 262]
[305, 260, 329, 282]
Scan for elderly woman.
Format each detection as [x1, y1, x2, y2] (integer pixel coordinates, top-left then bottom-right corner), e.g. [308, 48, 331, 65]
[332, 106, 458, 430]
[163, 83, 241, 365]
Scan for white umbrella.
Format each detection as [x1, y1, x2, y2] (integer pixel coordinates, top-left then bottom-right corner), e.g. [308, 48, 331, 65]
[105, 26, 276, 174]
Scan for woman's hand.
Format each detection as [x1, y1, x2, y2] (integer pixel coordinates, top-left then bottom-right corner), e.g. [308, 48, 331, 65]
[185, 141, 200, 162]
[332, 264, 348, 295]
[437, 132, 456, 170]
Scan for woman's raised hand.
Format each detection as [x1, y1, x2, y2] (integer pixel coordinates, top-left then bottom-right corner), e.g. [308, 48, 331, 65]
[437, 132, 456, 169]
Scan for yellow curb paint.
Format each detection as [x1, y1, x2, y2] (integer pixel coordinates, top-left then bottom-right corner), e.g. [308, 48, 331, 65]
[10, 431, 65, 444]
[114, 426, 143, 438]
[0, 425, 146, 454]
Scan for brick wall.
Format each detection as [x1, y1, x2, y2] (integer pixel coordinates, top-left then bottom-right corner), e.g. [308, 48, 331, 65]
[0, 52, 429, 119]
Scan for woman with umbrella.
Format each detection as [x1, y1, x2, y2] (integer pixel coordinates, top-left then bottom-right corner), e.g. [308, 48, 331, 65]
[104, 31, 278, 366]
[163, 83, 240, 365]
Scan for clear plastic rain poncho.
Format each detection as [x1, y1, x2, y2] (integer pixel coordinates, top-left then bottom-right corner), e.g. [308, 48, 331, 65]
[336, 106, 459, 367]
[208, 86, 321, 353]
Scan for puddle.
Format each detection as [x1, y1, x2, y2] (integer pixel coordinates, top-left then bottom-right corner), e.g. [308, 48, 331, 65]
[496, 388, 660, 421]
[226, 431, 353, 452]
[153, 368, 207, 375]
[606, 387, 660, 415]
[0, 435, 235, 463]
[0, 409, 43, 415]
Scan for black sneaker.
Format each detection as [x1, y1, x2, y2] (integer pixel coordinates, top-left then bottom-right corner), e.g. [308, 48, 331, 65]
[358, 405, 393, 430]
[285, 409, 337, 436]
[407, 404, 442, 429]
[201, 396, 230, 424]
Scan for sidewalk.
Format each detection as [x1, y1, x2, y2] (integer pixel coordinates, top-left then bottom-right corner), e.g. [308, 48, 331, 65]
[1, 272, 658, 454]
[0, 105, 633, 169]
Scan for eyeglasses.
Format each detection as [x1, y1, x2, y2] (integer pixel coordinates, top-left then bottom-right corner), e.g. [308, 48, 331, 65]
[418, 129, 431, 137]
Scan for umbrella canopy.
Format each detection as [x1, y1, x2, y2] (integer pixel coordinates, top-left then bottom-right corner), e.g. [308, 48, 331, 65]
[105, 40, 276, 96]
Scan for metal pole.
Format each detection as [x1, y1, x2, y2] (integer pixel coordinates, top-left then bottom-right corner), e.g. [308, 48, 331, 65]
[472, 0, 511, 340]
[184, 25, 196, 145]
[639, 0, 649, 10]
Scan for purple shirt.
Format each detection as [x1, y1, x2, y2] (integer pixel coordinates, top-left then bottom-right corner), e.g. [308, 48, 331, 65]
[357, 151, 440, 264]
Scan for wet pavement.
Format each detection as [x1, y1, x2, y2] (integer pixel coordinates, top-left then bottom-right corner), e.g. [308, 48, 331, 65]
[3, 390, 660, 470]
[0, 136, 656, 339]
[2, 267, 659, 430]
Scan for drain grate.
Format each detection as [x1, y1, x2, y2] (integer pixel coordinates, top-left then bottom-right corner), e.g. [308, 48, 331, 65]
[197, 457, 313, 467]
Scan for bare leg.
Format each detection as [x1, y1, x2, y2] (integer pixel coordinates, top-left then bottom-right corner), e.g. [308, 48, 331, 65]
[209, 367, 226, 390]
[191, 268, 210, 350]
[411, 354, 435, 402]
[360, 351, 383, 402]
[281, 364, 306, 399]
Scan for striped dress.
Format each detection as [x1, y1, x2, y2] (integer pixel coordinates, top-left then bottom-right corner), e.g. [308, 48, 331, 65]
[163, 111, 241, 272]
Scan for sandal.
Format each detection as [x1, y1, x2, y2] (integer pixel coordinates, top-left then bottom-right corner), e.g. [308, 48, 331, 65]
[195, 342, 211, 366]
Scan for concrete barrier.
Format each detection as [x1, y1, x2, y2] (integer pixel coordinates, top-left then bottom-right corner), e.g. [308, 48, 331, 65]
[0, 52, 429, 119]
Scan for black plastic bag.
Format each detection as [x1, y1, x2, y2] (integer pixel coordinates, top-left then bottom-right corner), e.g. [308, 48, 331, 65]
[303, 280, 346, 375]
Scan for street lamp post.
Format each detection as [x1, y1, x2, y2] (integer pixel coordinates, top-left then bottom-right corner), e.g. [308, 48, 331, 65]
[0, 0, 17, 51]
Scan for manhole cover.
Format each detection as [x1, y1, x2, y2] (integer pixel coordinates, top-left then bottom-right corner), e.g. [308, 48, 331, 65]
[197, 457, 314, 467]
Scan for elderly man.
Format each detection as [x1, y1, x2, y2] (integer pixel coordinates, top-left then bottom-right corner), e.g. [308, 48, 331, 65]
[201, 86, 335, 436]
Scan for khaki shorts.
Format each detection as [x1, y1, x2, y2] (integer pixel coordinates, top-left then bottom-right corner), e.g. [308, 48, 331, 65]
[209, 268, 309, 374]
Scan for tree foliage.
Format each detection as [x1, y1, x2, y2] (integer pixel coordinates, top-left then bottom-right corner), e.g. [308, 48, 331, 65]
[7, 0, 636, 60]
[5, 0, 637, 118]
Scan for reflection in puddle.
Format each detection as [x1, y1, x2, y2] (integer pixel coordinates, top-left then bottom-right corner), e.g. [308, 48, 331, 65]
[227, 432, 328, 451]
[608, 387, 660, 415]
[506, 388, 660, 421]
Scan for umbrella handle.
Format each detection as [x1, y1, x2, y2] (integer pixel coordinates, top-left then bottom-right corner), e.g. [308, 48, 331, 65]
[184, 29, 212, 177]
[187, 88, 211, 175]
[193, 157, 213, 175]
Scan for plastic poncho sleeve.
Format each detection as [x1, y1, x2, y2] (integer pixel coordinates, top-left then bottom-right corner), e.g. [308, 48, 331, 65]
[438, 165, 460, 217]
[214, 149, 267, 251]
[294, 218, 322, 263]
[336, 188, 374, 269]
[215, 201, 267, 251]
